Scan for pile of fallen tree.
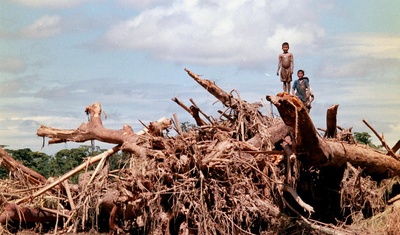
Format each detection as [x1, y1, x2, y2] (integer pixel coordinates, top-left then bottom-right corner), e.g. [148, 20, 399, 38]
[1, 69, 400, 234]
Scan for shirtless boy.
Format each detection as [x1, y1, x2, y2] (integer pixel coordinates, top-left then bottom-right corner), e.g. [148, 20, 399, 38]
[276, 42, 294, 93]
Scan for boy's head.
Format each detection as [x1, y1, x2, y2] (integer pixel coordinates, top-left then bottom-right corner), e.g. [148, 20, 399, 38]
[282, 42, 289, 52]
[297, 69, 304, 78]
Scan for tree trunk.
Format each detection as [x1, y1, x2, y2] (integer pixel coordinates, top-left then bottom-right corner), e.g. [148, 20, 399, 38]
[326, 104, 338, 138]
[267, 93, 400, 177]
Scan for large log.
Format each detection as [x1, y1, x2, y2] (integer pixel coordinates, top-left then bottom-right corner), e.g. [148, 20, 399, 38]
[37, 103, 169, 158]
[0, 202, 68, 224]
[325, 141, 400, 177]
[267, 93, 329, 165]
[267, 93, 400, 177]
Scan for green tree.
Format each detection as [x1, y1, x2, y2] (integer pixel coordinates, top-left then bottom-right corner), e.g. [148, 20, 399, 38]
[1, 148, 51, 179]
[354, 132, 372, 145]
[0, 145, 129, 181]
[0, 145, 8, 178]
[353, 132, 382, 150]
[48, 145, 128, 183]
[48, 146, 96, 183]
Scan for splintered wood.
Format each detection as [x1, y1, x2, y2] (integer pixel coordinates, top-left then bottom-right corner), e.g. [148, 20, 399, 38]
[1, 69, 399, 234]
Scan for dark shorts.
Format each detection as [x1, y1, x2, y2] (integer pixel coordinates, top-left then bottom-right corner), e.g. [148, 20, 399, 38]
[280, 67, 292, 82]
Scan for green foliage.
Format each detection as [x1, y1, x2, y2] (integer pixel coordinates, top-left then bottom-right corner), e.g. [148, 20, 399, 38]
[0, 145, 8, 178]
[1, 148, 51, 179]
[353, 132, 382, 150]
[0, 145, 129, 183]
[354, 132, 372, 145]
[0, 167, 6, 179]
[0, 162, 7, 179]
[49, 146, 94, 182]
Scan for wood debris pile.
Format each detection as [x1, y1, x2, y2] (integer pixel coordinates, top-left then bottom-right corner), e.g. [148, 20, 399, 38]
[1, 69, 400, 234]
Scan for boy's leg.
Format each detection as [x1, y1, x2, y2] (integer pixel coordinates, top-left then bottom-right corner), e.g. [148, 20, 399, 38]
[283, 82, 289, 93]
[283, 82, 290, 93]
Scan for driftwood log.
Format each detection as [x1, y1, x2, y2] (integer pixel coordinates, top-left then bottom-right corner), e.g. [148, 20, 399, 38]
[266, 93, 400, 177]
[1, 69, 399, 234]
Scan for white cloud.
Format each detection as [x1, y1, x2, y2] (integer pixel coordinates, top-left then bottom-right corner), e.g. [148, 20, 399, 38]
[102, 0, 325, 67]
[0, 57, 26, 73]
[20, 15, 62, 38]
[10, 0, 88, 8]
[316, 33, 400, 79]
[333, 33, 400, 60]
[117, 0, 168, 9]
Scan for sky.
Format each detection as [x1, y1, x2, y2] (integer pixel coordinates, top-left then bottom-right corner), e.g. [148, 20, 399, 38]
[1, 0, 399, 155]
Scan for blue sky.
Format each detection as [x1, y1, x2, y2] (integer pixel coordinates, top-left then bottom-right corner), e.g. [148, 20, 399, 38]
[1, 0, 399, 154]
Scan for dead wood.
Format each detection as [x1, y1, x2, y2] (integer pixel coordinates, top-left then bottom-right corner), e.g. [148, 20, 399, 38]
[326, 104, 339, 138]
[185, 68, 239, 109]
[267, 93, 329, 165]
[0, 202, 67, 224]
[392, 140, 400, 153]
[2, 69, 400, 234]
[363, 119, 398, 159]
[280, 184, 314, 214]
[0, 147, 46, 185]
[171, 97, 209, 126]
[14, 145, 120, 205]
[266, 93, 400, 177]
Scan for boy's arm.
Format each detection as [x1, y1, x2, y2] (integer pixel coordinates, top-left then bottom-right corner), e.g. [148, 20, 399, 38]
[276, 55, 282, 75]
[291, 81, 296, 95]
[310, 88, 315, 102]
[290, 53, 294, 74]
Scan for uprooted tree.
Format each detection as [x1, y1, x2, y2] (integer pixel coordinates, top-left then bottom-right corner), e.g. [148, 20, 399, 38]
[1, 68, 400, 234]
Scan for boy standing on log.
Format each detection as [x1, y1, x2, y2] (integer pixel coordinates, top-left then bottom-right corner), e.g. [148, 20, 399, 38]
[292, 69, 310, 112]
[276, 42, 294, 93]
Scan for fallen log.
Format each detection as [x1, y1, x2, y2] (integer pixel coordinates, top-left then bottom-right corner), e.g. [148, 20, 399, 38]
[266, 93, 400, 177]
[267, 93, 329, 165]
[0, 202, 69, 224]
[37, 103, 170, 158]
[0, 147, 47, 185]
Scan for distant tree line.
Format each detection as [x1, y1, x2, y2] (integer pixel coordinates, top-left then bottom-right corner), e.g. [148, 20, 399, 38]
[0, 145, 129, 183]
[0, 122, 195, 181]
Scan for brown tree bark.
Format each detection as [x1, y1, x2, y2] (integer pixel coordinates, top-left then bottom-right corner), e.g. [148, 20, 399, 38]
[267, 93, 329, 165]
[0, 202, 68, 224]
[267, 93, 400, 177]
[185, 68, 239, 109]
[37, 103, 169, 157]
[326, 104, 339, 138]
[171, 97, 208, 126]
